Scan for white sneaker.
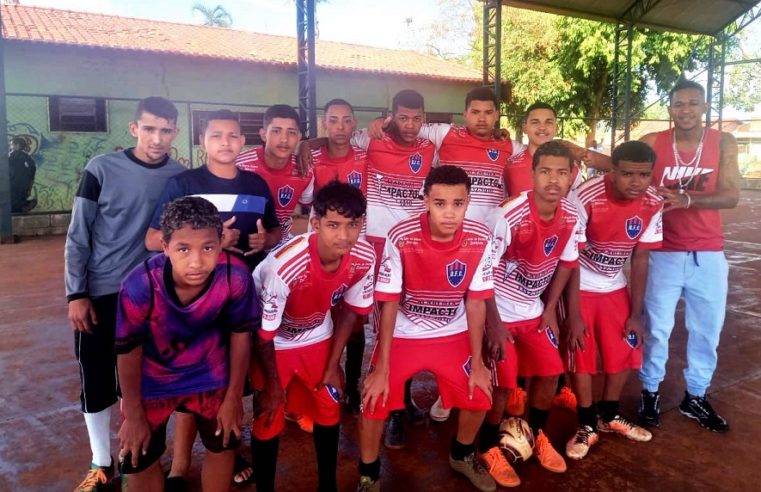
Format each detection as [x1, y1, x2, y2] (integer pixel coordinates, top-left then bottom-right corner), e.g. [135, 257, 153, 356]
[429, 395, 451, 422]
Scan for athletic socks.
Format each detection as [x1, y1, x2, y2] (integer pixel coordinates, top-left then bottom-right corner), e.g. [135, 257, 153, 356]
[345, 330, 365, 396]
[403, 379, 415, 409]
[252, 436, 280, 492]
[598, 400, 620, 423]
[83, 406, 112, 467]
[477, 422, 501, 453]
[358, 457, 381, 481]
[451, 438, 476, 461]
[528, 407, 549, 436]
[313, 423, 340, 492]
[577, 405, 597, 429]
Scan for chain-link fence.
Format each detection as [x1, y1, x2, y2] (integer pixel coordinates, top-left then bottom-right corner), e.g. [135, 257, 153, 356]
[7, 93, 760, 213]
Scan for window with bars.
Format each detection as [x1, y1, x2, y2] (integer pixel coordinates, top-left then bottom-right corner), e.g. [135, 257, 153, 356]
[48, 97, 108, 132]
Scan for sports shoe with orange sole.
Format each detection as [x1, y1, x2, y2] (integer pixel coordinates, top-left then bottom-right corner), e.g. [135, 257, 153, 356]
[285, 412, 314, 433]
[534, 430, 567, 473]
[551, 386, 577, 411]
[74, 461, 114, 492]
[506, 387, 527, 417]
[597, 415, 652, 442]
[480, 447, 521, 487]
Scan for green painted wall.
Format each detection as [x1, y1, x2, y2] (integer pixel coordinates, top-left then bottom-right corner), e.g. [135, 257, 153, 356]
[5, 43, 477, 212]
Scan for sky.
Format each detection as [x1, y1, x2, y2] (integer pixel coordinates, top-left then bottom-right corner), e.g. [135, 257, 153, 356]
[16, 0, 453, 51]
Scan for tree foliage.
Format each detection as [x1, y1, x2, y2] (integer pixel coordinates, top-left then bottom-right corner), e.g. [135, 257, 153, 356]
[192, 3, 233, 28]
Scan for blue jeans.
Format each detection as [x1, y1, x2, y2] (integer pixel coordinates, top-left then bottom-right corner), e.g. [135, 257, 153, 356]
[639, 251, 729, 396]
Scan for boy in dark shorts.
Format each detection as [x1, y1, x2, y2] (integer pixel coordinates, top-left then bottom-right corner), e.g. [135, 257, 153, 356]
[116, 197, 258, 492]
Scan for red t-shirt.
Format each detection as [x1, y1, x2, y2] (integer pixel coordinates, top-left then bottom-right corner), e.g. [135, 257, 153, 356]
[311, 145, 368, 194]
[503, 148, 583, 198]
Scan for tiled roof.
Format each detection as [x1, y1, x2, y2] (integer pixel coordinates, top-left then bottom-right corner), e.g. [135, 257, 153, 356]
[0, 4, 481, 83]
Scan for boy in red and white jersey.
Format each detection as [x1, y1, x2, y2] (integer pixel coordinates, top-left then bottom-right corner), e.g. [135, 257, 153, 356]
[237, 104, 314, 245]
[357, 166, 496, 492]
[504, 102, 585, 198]
[251, 182, 375, 492]
[564, 141, 662, 460]
[480, 141, 585, 485]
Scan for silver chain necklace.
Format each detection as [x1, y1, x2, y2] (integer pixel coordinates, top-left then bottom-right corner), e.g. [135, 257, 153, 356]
[671, 128, 705, 190]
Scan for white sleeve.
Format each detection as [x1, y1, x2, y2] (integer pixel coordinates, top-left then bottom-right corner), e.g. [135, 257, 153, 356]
[511, 139, 526, 155]
[639, 207, 663, 245]
[468, 237, 495, 295]
[417, 123, 451, 150]
[486, 209, 511, 264]
[560, 216, 584, 263]
[350, 129, 371, 151]
[298, 175, 315, 206]
[569, 194, 589, 234]
[253, 262, 290, 334]
[374, 238, 403, 297]
[343, 264, 376, 313]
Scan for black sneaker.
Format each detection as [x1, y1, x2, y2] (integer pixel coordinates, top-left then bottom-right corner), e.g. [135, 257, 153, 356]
[637, 390, 660, 428]
[679, 392, 729, 432]
[405, 399, 427, 426]
[384, 411, 406, 449]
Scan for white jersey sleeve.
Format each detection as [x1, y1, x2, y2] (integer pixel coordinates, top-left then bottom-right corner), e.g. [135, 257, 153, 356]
[560, 216, 584, 264]
[350, 129, 371, 151]
[468, 237, 495, 296]
[344, 260, 376, 313]
[298, 175, 315, 206]
[374, 237, 403, 298]
[252, 262, 290, 337]
[639, 206, 663, 246]
[512, 139, 526, 155]
[486, 208, 512, 263]
[417, 123, 452, 150]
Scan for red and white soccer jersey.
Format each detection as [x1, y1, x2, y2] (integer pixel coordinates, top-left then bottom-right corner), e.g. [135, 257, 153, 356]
[503, 148, 583, 198]
[375, 213, 494, 339]
[236, 147, 314, 244]
[253, 233, 375, 350]
[571, 175, 663, 293]
[421, 124, 519, 224]
[351, 131, 435, 240]
[487, 192, 584, 322]
[311, 144, 368, 195]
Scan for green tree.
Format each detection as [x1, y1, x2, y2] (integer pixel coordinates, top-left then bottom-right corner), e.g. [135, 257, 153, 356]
[192, 3, 233, 28]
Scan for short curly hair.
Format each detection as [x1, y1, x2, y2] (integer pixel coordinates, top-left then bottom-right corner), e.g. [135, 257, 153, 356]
[160, 196, 223, 243]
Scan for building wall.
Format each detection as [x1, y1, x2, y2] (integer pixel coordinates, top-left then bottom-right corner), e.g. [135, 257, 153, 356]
[5, 43, 476, 216]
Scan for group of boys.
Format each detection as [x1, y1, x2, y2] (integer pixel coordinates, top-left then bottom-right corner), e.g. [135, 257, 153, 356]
[66, 78, 738, 492]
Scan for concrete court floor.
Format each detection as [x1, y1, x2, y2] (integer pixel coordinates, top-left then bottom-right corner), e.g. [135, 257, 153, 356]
[1, 190, 760, 492]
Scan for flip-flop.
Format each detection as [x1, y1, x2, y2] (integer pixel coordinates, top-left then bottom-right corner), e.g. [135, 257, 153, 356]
[232, 454, 255, 487]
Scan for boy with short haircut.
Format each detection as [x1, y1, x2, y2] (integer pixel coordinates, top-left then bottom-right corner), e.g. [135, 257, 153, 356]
[480, 141, 585, 485]
[251, 182, 375, 492]
[237, 104, 314, 245]
[564, 141, 662, 459]
[116, 197, 257, 492]
[65, 96, 186, 491]
[358, 166, 496, 492]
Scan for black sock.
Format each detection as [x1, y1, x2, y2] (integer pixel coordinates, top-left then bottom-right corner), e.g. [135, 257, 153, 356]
[528, 407, 549, 436]
[478, 422, 501, 453]
[404, 378, 415, 409]
[451, 437, 476, 461]
[577, 405, 596, 429]
[358, 458, 381, 481]
[313, 423, 339, 492]
[345, 330, 365, 396]
[517, 377, 526, 389]
[556, 374, 566, 393]
[251, 436, 279, 492]
[598, 400, 619, 422]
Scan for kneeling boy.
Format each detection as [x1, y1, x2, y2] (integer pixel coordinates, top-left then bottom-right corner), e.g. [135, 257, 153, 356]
[116, 197, 257, 492]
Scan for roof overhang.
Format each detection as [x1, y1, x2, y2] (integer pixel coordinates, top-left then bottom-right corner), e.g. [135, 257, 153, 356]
[502, 0, 760, 35]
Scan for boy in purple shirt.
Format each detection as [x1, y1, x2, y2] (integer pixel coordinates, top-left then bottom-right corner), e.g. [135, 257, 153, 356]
[116, 196, 257, 491]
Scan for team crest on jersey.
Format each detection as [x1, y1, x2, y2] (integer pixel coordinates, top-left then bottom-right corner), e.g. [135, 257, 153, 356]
[626, 331, 638, 349]
[409, 153, 423, 174]
[545, 326, 559, 348]
[278, 185, 295, 207]
[347, 170, 362, 188]
[487, 148, 500, 161]
[543, 235, 559, 256]
[324, 384, 341, 403]
[331, 283, 348, 306]
[625, 216, 643, 240]
[462, 356, 473, 377]
[446, 259, 467, 287]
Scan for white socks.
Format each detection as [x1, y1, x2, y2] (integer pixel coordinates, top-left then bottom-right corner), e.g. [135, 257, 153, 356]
[83, 406, 112, 467]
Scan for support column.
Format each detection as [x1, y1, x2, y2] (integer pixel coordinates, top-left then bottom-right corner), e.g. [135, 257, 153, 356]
[0, 7, 12, 242]
[296, 0, 317, 138]
[482, 0, 502, 103]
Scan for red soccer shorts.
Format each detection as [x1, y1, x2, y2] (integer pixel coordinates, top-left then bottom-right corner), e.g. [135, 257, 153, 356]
[493, 316, 564, 388]
[362, 332, 491, 421]
[250, 339, 340, 440]
[565, 288, 642, 375]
